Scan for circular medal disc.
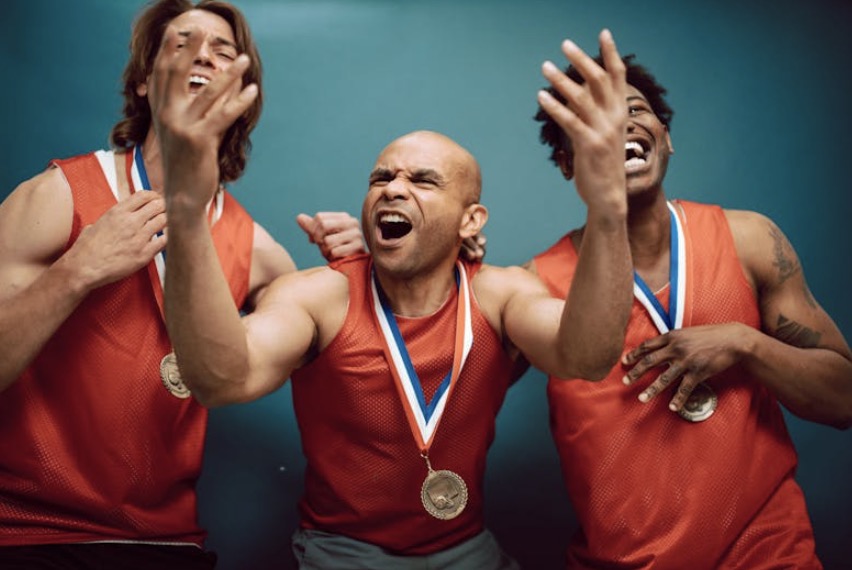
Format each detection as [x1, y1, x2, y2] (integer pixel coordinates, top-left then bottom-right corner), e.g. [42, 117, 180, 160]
[160, 352, 192, 399]
[421, 469, 468, 520]
[678, 382, 717, 422]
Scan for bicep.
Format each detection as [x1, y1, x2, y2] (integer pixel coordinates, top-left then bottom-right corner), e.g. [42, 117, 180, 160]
[239, 275, 322, 398]
[0, 168, 72, 301]
[731, 210, 851, 358]
[491, 267, 564, 366]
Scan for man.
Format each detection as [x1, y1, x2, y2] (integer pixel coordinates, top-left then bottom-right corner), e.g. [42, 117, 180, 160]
[0, 1, 362, 567]
[530, 52, 852, 568]
[155, 23, 634, 568]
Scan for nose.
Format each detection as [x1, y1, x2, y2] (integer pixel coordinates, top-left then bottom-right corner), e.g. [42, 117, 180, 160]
[381, 177, 410, 201]
[193, 40, 215, 69]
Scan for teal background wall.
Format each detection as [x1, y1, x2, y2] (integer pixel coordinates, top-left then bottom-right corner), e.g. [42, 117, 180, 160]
[2, 0, 850, 567]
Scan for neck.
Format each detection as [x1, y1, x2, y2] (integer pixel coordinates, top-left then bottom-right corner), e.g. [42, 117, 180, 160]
[374, 260, 458, 318]
[138, 129, 164, 193]
[626, 189, 672, 290]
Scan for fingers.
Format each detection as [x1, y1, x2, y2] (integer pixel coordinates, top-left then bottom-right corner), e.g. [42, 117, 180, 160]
[296, 213, 317, 243]
[192, 55, 257, 132]
[538, 62, 588, 140]
[297, 212, 366, 261]
[151, 25, 200, 119]
[537, 29, 625, 142]
[667, 375, 701, 412]
[460, 235, 486, 262]
[637, 362, 683, 403]
[598, 28, 626, 94]
[151, 25, 257, 133]
[621, 334, 669, 383]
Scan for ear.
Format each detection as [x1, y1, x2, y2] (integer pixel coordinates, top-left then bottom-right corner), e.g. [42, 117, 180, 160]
[555, 149, 574, 180]
[665, 129, 674, 155]
[136, 81, 148, 98]
[460, 203, 488, 239]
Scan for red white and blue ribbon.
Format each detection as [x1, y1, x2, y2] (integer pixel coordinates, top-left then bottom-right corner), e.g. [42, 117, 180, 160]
[128, 145, 224, 290]
[370, 260, 473, 451]
[632, 201, 686, 334]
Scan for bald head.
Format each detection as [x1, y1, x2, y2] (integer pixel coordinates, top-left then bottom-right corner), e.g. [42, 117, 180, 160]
[375, 130, 482, 204]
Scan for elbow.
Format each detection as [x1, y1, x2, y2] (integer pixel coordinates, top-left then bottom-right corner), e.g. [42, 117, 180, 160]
[180, 364, 251, 409]
[552, 345, 620, 382]
[189, 387, 232, 409]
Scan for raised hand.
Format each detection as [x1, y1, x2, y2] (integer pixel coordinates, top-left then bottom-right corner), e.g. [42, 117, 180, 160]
[296, 212, 365, 261]
[536, 29, 627, 214]
[621, 323, 749, 412]
[148, 25, 258, 212]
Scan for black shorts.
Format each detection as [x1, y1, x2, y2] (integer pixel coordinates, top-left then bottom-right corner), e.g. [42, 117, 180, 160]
[0, 543, 217, 570]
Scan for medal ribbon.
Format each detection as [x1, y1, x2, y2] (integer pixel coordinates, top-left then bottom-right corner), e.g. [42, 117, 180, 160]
[632, 201, 686, 334]
[370, 260, 473, 452]
[126, 145, 224, 312]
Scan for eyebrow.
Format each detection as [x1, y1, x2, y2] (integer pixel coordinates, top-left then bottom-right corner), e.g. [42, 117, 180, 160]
[177, 30, 238, 51]
[369, 167, 392, 182]
[627, 95, 650, 105]
[411, 169, 445, 184]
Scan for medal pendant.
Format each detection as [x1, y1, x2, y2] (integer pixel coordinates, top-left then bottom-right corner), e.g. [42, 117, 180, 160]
[678, 382, 717, 422]
[420, 455, 468, 520]
[160, 352, 192, 399]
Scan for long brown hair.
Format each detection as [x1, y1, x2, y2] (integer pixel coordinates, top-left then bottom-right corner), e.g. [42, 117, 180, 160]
[110, 0, 263, 183]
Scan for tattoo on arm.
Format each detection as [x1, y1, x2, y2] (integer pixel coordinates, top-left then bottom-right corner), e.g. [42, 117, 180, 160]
[769, 223, 799, 285]
[775, 314, 821, 348]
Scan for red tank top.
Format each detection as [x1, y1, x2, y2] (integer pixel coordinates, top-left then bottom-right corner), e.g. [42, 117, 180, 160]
[291, 254, 515, 555]
[534, 200, 819, 569]
[0, 152, 253, 546]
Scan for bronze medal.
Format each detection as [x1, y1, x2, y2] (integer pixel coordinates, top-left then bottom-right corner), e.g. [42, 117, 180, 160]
[678, 382, 717, 422]
[159, 352, 191, 399]
[420, 453, 468, 520]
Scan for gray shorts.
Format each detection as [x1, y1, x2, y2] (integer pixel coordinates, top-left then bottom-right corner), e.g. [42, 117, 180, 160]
[292, 527, 520, 570]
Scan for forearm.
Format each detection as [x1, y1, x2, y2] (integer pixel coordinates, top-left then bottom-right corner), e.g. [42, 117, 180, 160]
[164, 206, 249, 407]
[0, 258, 91, 392]
[559, 204, 632, 380]
[740, 326, 852, 429]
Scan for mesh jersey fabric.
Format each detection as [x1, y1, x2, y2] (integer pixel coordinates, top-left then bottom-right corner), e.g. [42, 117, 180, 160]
[291, 254, 516, 555]
[0, 151, 254, 547]
[533, 200, 820, 570]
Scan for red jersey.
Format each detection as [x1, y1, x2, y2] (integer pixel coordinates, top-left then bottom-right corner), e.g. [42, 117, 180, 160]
[0, 152, 253, 546]
[534, 200, 820, 569]
[291, 254, 515, 555]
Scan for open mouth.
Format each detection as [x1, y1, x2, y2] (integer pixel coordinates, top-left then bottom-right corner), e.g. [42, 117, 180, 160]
[625, 140, 650, 171]
[378, 213, 412, 240]
[189, 75, 210, 92]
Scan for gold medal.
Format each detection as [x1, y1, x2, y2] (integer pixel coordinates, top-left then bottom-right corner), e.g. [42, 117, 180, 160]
[678, 382, 717, 422]
[420, 454, 468, 520]
[159, 352, 191, 399]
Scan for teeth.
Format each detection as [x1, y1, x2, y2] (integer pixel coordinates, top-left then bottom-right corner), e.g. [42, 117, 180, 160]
[625, 141, 643, 154]
[380, 213, 408, 224]
[189, 75, 210, 86]
[625, 157, 646, 169]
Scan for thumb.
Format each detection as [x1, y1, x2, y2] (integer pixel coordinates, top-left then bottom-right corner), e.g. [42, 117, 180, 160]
[296, 213, 316, 243]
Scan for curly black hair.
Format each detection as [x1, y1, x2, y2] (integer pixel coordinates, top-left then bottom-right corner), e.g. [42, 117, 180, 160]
[534, 54, 673, 167]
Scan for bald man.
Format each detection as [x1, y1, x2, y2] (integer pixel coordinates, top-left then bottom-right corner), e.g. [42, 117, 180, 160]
[154, 24, 633, 569]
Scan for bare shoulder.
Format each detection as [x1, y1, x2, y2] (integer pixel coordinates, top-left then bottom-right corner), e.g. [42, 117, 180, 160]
[473, 263, 550, 319]
[261, 265, 348, 307]
[258, 265, 350, 352]
[724, 208, 801, 292]
[0, 167, 73, 263]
